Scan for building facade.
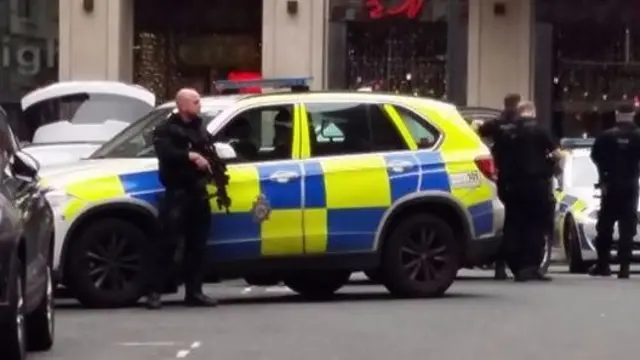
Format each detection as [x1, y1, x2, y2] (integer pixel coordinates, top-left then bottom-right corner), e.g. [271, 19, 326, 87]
[56, 0, 640, 136]
[1, 0, 59, 123]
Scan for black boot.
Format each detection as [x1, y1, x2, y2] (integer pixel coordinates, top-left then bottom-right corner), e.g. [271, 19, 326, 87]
[589, 263, 612, 277]
[494, 260, 508, 280]
[146, 292, 162, 310]
[184, 292, 218, 307]
[618, 263, 630, 279]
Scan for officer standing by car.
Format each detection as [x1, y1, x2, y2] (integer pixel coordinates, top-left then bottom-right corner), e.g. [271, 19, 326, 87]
[146, 88, 219, 309]
[589, 104, 640, 279]
[473, 93, 521, 280]
[493, 101, 559, 282]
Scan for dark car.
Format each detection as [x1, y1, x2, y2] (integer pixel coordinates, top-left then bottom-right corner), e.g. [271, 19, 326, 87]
[0, 106, 55, 359]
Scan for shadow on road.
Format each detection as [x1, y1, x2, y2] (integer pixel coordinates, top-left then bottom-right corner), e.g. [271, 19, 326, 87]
[54, 290, 495, 311]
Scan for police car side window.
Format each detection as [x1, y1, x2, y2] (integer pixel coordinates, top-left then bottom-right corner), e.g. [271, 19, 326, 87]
[394, 106, 440, 148]
[305, 102, 408, 157]
[219, 105, 295, 163]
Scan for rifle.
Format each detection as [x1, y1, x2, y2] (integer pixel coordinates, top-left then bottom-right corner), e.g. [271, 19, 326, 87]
[199, 137, 232, 214]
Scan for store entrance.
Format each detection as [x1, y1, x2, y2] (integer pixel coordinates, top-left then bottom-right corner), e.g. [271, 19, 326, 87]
[536, 0, 640, 138]
[133, 0, 262, 102]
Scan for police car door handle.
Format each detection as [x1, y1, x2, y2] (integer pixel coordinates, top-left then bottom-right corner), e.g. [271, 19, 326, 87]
[388, 160, 413, 173]
[269, 170, 299, 183]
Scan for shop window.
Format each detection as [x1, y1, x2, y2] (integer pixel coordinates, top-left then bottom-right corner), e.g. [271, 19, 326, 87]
[305, 102, 407, 157]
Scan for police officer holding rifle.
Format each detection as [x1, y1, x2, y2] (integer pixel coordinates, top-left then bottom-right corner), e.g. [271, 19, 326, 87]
[146, 88, 231, 309]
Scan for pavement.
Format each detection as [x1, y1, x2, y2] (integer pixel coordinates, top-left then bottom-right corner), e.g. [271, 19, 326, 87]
[34, 266, 640, 360]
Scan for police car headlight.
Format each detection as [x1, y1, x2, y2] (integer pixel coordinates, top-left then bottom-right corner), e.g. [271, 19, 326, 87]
[44, 189, 73, 210]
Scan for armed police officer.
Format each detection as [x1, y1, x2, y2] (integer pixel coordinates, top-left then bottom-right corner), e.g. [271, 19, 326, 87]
[589, 104, 640, 279]
[473, 93, 521, 280]
[146, 88, 219, 309]
[493, 101, 560, 282]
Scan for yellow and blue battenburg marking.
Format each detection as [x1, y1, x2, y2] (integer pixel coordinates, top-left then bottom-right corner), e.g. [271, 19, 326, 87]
[81, 149, 495, 260]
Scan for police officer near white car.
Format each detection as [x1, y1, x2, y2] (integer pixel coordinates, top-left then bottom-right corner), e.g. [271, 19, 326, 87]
[589, 104, 640, 279]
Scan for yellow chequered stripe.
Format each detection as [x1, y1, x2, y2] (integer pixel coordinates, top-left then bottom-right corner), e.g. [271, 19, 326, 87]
[62, 175, 125, 220]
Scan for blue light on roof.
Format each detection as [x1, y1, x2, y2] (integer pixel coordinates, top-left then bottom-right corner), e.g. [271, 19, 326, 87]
[560, 137, 595, 148]
[213, 77, 313, 90]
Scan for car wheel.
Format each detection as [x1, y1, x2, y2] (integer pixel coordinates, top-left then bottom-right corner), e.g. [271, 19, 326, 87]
[364, 269, 382, 283]
[283, 271, 351, 300]
[564, 216, 588, 274]
[66, 218, 152, 308]
[26, 265, 54, 351]
[381, 214, 461, 298]
[0, 257, 27, 360]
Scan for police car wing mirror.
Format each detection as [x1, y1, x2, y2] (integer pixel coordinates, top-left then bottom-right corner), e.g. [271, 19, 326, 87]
[213, 142, 237, 160]
[12, 150, 40, 179]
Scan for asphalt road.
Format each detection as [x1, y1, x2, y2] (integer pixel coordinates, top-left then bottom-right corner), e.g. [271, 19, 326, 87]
[34, 267, 640, 360]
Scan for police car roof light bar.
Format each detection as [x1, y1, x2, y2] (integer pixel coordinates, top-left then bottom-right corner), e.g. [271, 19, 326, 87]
[560, 137, 595, 148]
[213, 77, 313, 91]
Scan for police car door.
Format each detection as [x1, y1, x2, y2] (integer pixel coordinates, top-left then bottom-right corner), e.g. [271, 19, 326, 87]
[210, 103, 305, 260]
[298, 101, 420, 254]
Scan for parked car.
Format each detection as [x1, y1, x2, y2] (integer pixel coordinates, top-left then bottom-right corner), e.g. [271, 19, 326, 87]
[17, 81, 156, 168]
[39, 87, 504, 308]
[0, 106, 56, 359]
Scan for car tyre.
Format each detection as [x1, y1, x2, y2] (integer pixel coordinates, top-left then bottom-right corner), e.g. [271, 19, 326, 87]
[381, 214, 461, 298]
[564, 216, 588, 274]
[65, 218, 153, 308]
[0, 256, 27, 360]
[283, 271, 351, 300]
[26, 265, 54, 351]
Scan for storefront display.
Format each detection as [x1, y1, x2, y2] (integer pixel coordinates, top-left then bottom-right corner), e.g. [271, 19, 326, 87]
[327, 0, 467, 103]
[133, 0, 262, 102]
[536, 0, 640, 137]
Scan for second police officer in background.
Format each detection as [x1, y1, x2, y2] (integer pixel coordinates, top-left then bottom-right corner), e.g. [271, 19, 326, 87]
[146, 88, 223, 309]
[474, 93, 521, 280]
[490, 101, 560, 282]
[589, 104, 640, 279]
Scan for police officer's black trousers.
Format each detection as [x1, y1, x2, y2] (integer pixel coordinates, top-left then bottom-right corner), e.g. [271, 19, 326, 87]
[150, 188, 212, 296]
[594, 187, 639, 269]
[502, 180, 554, 273]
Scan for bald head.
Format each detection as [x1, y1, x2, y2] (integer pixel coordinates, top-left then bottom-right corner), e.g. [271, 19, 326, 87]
[175, 88, 201, 121]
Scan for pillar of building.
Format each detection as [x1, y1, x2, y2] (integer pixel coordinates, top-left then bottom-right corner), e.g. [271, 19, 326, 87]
[58, 0, 134, 81]
[466, 0, 533, 108]
[261, 0, 327, 90]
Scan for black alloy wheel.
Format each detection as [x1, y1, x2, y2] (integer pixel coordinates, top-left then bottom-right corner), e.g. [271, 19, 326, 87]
[66, 218, 152, 308]
[382, 214, 460, 298]
[86, 232, 142, 292]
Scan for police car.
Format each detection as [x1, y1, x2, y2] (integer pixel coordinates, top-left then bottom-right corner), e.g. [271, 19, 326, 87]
[39, 78, 504, 308]
[554, 137, 640, 273]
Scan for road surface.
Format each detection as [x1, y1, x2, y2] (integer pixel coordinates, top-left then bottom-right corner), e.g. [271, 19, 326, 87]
[34, 267, 640, 360]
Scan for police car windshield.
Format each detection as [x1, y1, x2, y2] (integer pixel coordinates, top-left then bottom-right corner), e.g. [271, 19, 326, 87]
[570, 154, 598, 188]
[89, 106, 223, 159]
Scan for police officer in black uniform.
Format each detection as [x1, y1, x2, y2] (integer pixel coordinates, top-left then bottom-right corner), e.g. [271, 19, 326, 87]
[474, 93, 521, 280]
[493, 101, 559, 281]
[146, 88, 218, 309]
[589, 104, 640, 279]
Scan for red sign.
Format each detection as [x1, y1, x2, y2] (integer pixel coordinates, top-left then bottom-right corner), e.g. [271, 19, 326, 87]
[365, 0, 425, 19]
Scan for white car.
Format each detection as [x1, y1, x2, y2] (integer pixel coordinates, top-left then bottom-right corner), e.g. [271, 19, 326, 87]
[554, 138, 640, 273]
[18, 81, 156, 167]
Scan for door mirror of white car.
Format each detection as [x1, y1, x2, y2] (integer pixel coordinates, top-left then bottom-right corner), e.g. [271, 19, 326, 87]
[12, 150, 40, 179]
[214, 142, 237, 160]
